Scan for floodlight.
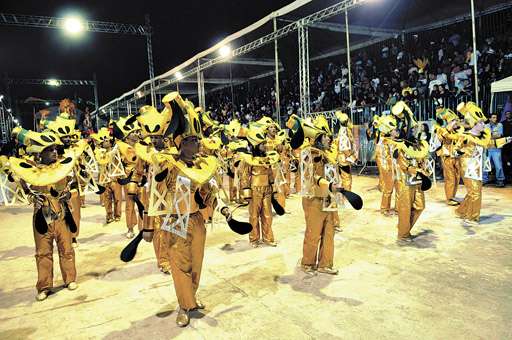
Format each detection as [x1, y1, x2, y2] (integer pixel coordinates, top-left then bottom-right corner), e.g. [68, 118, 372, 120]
[47, 79, 61, 87]
[63, 15, 85, 35]
[219, 45, 232, 58]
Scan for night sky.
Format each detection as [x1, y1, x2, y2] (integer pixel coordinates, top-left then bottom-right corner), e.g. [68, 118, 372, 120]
[1, 0, 497, 125]
[0, 0, 291, 114]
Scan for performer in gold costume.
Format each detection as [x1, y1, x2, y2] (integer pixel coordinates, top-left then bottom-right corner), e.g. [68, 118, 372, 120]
[239, 123, 279, 247]
[113, 116, 146, 238]
[374, 114, 398, 216]
[333, 111, 357, 232]
[434, 107, 463, 206]
[91, 128, 123, 224]
[140, 92, 226, 326]
[389, 102, 430, 245]
[455, 102, 491, 226]
[287, 115, 347, 275]
[45, 114, 83, 247]
[8, 128, 83, 300]
[134, 100, 175, 274]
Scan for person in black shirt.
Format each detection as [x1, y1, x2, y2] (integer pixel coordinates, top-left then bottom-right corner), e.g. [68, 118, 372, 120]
[502, 110, 512, 183]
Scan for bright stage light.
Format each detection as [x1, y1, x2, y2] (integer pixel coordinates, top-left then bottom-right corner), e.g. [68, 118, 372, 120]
[136, 91, 144, 98]
[219, 45, 232, 58]
[47, 79, 61, 87]
[175, 71, 184, 80]
[45, 101, 50, 106]
[63, 15, 85, 35]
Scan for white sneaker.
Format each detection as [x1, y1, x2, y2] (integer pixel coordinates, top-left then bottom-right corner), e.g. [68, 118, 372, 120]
[126, 231, 135, 239]
[36, 290, 49, 301]
[463, 219, 479, 227]
[67, 282, 78, 291]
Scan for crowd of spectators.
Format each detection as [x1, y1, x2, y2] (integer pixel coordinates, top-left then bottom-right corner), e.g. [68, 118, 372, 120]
[206, 18, 512, 125]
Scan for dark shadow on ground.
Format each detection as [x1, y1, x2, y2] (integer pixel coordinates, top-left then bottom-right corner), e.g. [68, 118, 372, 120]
[412, 229, 438, 249]
[479, 214, 509, 225]
[0, 245, 34, 261]
[276, 267, 363, 306]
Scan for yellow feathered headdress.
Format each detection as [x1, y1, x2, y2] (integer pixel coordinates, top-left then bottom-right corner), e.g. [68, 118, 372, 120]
[113, 115, 140, 140]
[45, 113, 77, 138]
[12, 127, 63, 154]
[374, 115, 398, 135]
[136, 104, 172, 137]
[163, 91, 202, 146]
[90, 127, 111, 144]
[457, 102, 486, 128]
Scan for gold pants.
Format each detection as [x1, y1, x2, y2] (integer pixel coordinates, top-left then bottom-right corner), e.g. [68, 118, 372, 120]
[375, 149, 384, 192]
[151, 216, 171, 270]
[70, 191, 81, 238]
[124, 185, 146, 232]
[301, 197, 335, 268]
[102, 182, 122, 219]
[33, 216, 76, 293]
[380, 164, 396, 213]
[228, 176, 237, 202]
[340, 167, 352, 191]
[169, 212, 206, 310]
[294, 167, 301, 193]
[249, 186, 274, 243]
[396, 182, 425, 239]
[442, 156, 461, 201]
[456, 177, 482, 222]
[284, 160, 291, 197]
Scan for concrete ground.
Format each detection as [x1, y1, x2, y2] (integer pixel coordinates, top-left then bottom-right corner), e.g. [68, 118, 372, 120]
[0, 175, 511, 340]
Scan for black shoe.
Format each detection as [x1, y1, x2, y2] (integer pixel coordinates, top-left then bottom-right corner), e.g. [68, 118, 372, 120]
[496, 181, 505, 188]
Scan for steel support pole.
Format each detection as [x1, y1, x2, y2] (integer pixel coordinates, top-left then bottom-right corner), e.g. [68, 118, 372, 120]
[93, 73, 99, 130]
[298, 21, 310, 118]
[273, 17, 281, 126]
[470, 0, 479, 104]
[345, 10, 353, 120]
[230, 62, 234, 107]
[145, 14, 156, 106]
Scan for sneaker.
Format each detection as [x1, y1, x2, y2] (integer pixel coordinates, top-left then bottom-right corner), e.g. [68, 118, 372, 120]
[334, 226, 343, 233]
[263, 241, 277, 247]
[126, 231, 135, 239]
[67, 282, 78, 291]
[301, 265, 316, 275]
[250, 241, 260, 248]
[317, 267, 339, 275]
[496, 181, 505, 188]
[72, 238, 79, 248]
[106, 217, 114, 224]
[114, 217, 121, 222]
[447, 199, 460, 206]
[36, 290, 49, 301]
[195, 299, 205, 310]
[463, 219, 479, 227]
[176, 308, 190, 327]
[160, 266, 171, 275]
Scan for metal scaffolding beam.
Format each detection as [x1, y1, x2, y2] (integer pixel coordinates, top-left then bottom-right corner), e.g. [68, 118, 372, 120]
[0, 12, 148, 35]
[279, 18, 400, 37]
[298, 22, 310, 117]
[204, 57, 283, 67]
[6, 78, 96, 86]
